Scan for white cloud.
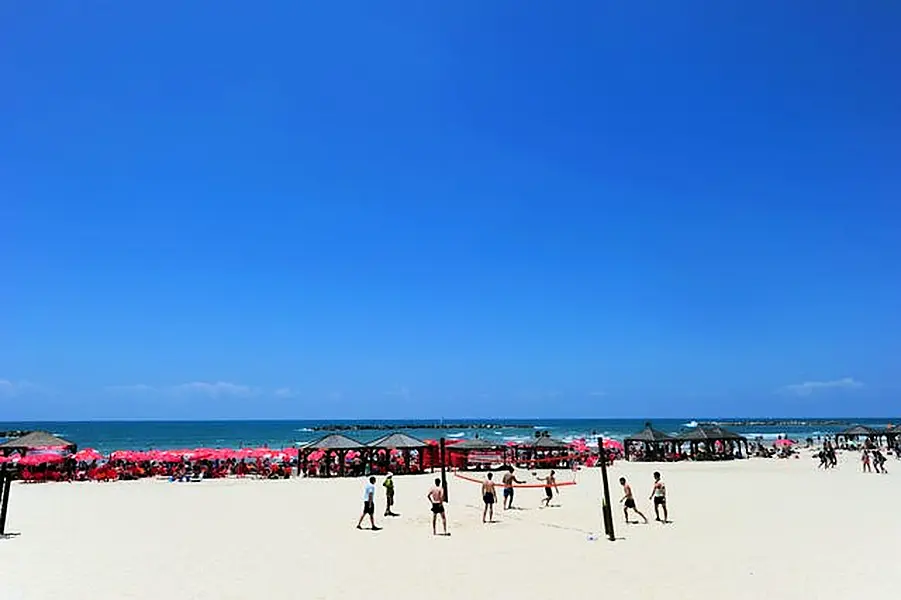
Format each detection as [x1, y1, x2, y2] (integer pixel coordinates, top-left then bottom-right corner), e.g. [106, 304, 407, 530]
[106, 384, 155, 394]
[782, 378, 864, 396]
[108, 381, 258, 397]
[383, 386, 411, 400]
[171, 381, 256, 397]
[0, 379, 42, 396]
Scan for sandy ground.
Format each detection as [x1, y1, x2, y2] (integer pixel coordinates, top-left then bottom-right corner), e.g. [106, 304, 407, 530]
[1, 453, 898, 600]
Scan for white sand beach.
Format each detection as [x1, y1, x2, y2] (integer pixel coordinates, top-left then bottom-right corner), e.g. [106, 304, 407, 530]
[1, 454, 898, 599]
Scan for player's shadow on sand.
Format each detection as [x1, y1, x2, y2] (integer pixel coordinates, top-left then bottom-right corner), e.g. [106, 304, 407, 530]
[0, 532, 21, 540]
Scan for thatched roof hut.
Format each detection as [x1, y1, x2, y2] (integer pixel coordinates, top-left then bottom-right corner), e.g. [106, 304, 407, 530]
[0, 431, 76, 453]
[677, 423, 745, 442]
[521, 437, 569, 449]
[448, 438, 505, 451]
[367, 432, 426, 449]
[625, 423, 674, 443]
[837, 424, 879, 437]
[304, 433, 364, 450]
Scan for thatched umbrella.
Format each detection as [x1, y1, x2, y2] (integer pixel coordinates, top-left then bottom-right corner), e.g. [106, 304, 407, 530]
[835, 424, 881, 447]
[447, 437, 508, 470]
[624, 422, 675, 461]
[0, 431, 76, 455]
[301, 433, 364, 477]
[366, 432, 426, 449]
[366, 432, 427, 474]
[676, 424, 747, 459]
[517, 436, 569, 468]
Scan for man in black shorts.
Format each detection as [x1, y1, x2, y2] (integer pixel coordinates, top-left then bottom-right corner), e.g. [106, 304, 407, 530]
[356, 476, 381, 530]
[427, 478, 448, 535]
[481, 472, 497, 523]
[649, 471, 668, 523]
[619, 477, 648, 524]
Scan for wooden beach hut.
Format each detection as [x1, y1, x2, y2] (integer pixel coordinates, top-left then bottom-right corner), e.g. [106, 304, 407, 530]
[0, 431, 77, 456]
[676, 424, 748, 460]
[624, 422, 677, 461]
[834, 425, 881, 448]
[301, 433, 364, 477]
[446, 438, 507, 470]
[367, 432, 427, 475]
[516, 436, 570, 469]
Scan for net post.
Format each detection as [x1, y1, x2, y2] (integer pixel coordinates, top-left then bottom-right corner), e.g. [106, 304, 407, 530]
[597, 437, 616, 541]
[0, 465, 11, 536]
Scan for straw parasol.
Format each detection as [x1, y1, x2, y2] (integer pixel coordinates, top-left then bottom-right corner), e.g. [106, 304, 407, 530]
[521, 437, 569, 449]
[366, 432, 427, 449]
[625, 423, 674, 443]
[305, 433, 365, 450]
[448, 438, 506, 450]
[0, 431, 76, 454]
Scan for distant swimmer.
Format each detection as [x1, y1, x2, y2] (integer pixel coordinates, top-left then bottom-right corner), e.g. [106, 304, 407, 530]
[482, 472, 497, 523]
[427, 478, 448, 536]
[534, 470, 560, 507]
[619, 477, 648, 524]
[502, 466, 525, 510]
[650, 471, 668, 523]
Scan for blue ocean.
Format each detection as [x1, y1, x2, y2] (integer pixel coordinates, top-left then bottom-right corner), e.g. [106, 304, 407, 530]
[0, 418, 895, 452]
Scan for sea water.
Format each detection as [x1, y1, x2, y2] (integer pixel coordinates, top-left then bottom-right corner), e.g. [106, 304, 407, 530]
[0, 418, 894, 453]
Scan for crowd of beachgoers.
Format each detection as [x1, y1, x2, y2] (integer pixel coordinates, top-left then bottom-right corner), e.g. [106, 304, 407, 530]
[1, 427, 897, 484]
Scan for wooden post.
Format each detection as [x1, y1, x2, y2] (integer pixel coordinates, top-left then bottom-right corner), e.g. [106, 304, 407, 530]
[597, 438, 616, 541]
[0, 466, 11, 536]
[439, 437, 448, 503]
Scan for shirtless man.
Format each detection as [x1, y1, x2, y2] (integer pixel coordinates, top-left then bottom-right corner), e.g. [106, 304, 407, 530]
[535, 470, 560, 507]
[618, 477, 648, 523]
[481, 472, 497, 523]
[427, 478, 448, 535]
[502, 466, 525, 510]
[650, 471, 668, 523]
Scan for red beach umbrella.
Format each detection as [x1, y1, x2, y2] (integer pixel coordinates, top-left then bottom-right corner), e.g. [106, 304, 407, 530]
[19, 453, 65, 466]
[73, 448, 103, 462]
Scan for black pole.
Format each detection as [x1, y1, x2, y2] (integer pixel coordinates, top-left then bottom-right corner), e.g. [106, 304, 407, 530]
[597, 438, 616, 541]
[439, 437, 448, 503]
[0, 466, 11, 536]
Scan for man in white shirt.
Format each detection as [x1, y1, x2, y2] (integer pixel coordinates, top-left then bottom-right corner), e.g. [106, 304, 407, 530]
[356, 476, 381, 530]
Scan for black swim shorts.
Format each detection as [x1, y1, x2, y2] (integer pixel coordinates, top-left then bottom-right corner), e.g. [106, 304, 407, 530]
[431, 502, 445, 514]
[654, 496, 666, 507]
[625, 498, 636, 509]
[363, 501, 375, 515]
[483, 493, 495, 505]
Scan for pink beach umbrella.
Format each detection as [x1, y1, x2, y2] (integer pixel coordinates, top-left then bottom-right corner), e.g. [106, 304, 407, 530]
[73, 448, 103, 462]
[603, 439, 624, 451]
[19, 453, 65, 466]
[774, 439, 795, 448]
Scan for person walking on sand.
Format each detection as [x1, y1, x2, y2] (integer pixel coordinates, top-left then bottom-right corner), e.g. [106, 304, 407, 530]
[383, 473, 398, 517]
[427, 478, 448, 536]
[650, 471, 668, 523]
[535, 470, 559, 507]
[481, 472, 497, 523]
[619, 477, 648, 524]
[502, 466, 525, 510]
[862, 450, 872, 473]
[356, 476, 381, 530]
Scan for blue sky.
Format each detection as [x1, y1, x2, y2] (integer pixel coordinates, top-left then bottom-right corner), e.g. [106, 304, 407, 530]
[2, 1, 900, 420]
